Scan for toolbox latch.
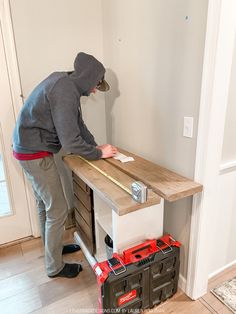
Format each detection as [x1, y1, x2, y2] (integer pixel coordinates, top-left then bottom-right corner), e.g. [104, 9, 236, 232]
[107, 257, 127, 276]
[156, 239, 173, 255]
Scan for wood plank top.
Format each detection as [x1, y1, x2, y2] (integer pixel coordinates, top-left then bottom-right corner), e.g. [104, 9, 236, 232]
[106, 148, 203, 202]
[63, 155, 161, 216]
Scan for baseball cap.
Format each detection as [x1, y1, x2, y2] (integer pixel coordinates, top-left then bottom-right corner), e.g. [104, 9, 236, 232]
[96, 77, 110, 92]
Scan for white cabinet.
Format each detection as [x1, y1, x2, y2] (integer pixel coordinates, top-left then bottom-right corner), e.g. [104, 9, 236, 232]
[76, 192, 164, 266]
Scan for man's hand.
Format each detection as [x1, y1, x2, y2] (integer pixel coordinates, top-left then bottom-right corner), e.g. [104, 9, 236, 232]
[97, 144, 118, 158]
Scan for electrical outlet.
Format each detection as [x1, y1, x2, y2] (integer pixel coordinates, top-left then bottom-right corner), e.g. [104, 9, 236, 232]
[183, 117, 194, 138]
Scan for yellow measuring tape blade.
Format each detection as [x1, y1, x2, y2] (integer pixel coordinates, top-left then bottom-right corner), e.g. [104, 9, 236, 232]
[77, 156, 132, 196]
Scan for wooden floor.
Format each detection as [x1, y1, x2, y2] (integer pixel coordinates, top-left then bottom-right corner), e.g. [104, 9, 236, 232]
[0, 229, 235, 314]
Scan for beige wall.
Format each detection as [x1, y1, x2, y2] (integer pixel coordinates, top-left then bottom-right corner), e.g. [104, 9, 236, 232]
[10, 0, 106, 145]
[102, 0, 208, 278]
[10, 0, 210, 280]
[222, 36, 236, 164]
[10, 0, 106, 210]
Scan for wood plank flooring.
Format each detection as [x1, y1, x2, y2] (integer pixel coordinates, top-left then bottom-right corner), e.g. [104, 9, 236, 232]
[0, 229, 235, 314]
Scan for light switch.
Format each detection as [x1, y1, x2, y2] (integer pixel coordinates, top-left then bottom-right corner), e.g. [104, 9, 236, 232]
[183, 117, 194, 138]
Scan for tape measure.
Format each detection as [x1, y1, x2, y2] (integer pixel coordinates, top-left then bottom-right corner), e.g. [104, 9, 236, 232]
[131, 181, 147, 203]
[77, 156, 147, 203]
[77, 156, 132, 195]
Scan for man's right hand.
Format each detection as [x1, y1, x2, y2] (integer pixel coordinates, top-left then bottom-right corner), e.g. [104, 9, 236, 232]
[97, 144, 118, 158]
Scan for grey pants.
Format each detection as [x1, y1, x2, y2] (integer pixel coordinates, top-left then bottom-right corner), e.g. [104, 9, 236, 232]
[19, 156, 68, 276]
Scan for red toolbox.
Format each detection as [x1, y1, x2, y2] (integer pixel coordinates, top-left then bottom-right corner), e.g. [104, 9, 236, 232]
[94, 234, 181, 313]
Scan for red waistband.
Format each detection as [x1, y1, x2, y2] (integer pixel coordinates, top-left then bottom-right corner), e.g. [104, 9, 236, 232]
[13, 151, 53, 160]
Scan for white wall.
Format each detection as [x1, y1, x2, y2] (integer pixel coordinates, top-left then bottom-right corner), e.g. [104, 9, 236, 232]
[208, 35, 236, 276]
[208, 170, 236, 276]
[102, 0, 208, 278]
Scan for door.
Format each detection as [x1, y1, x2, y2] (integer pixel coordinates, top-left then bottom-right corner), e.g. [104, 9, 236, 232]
[0, 18, 32, 244]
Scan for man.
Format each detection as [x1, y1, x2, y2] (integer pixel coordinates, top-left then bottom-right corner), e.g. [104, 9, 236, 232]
[13, 52, 117, 278]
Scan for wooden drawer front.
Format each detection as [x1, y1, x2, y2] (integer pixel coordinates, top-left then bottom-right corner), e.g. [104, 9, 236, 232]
[75, 209, 93, 243]
[73, 180, 92, 210]
[72, 172, 91, 194]
[74, 194, 92, 227]
[76, 223, 95, 254]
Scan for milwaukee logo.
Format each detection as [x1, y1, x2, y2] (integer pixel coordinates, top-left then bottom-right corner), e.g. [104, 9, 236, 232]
[118, 289, 137, 306]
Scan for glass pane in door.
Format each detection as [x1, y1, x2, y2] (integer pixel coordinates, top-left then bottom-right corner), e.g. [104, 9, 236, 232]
[0, 153, 11, 216]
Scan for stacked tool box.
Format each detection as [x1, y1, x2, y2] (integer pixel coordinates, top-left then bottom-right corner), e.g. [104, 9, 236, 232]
[94, 234, 181, 313]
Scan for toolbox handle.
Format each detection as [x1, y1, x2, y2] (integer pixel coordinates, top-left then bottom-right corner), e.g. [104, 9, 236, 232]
[123, 240, 157, 263]
[131, 244, 152, 255]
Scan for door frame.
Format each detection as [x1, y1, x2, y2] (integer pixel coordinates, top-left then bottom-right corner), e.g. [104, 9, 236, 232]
[186, 0, 236, 299]
[1, 0, 40, 238]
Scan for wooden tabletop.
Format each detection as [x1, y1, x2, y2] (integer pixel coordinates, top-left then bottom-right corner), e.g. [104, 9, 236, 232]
[106, 148, 203, 202]
[63, 155, 161, 216]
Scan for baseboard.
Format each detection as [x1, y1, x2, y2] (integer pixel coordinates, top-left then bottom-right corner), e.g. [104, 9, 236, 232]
[178, 273, 187, 292]
[0, 235, 36, 248]
[208, 260, 236, 279]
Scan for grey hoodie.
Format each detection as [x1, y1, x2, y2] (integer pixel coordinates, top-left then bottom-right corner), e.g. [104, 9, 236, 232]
[13, 52, 104, 160]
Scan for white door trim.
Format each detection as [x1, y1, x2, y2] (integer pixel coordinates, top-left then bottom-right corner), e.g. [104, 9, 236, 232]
[186, 0, 236, 299]
[0, 0, 22, 116]
[1, 0, 40, 237]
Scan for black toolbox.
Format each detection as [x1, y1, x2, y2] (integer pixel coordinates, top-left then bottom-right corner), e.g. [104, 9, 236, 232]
[94, 234, 181, 313]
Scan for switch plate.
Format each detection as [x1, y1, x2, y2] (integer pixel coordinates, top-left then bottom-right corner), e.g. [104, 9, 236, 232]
[183, 117, 194, 138]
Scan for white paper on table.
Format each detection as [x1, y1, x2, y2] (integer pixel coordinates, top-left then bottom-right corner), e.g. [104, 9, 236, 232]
[113, 152, 135, 163]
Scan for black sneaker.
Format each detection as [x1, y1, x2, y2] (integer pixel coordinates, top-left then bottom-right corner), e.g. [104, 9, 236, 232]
[48, 263, 83, 278]
[62, 244, 81, 255]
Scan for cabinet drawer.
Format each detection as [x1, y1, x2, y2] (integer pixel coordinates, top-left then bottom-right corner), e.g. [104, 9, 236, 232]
[73, 180, 92, 210]
[74, 194, 92, 227]
[75, 209, 93, 243]
[72, 172, 91, 194]
[75, 223, 95, 255]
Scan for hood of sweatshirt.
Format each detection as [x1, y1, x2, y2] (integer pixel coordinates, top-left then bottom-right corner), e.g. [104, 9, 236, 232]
[70, 52, 105, 96]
